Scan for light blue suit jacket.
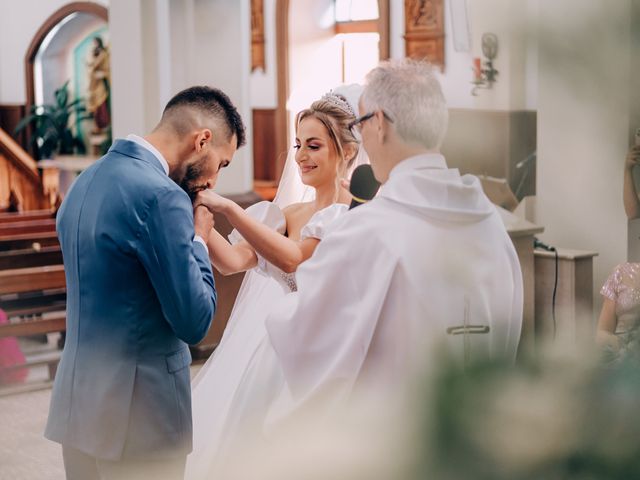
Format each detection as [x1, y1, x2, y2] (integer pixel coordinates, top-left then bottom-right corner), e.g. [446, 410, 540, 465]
[45, 139, 216, 461]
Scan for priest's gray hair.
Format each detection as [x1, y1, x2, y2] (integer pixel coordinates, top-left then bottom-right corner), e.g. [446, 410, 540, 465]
[361, 59, 448, 150]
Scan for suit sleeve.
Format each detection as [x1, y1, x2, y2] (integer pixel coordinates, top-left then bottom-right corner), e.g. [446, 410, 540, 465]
[137, 186, 216, 344]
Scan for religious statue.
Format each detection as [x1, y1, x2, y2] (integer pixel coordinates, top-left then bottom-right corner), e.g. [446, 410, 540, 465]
[86, 36, 111, 134]
[412, 0, 436, 27]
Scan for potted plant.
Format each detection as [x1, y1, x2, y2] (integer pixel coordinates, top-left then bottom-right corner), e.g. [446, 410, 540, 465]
[15, 80, 89, 159]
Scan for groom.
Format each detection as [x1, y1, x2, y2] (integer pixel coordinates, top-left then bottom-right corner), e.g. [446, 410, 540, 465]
[45, 86, 245, 479]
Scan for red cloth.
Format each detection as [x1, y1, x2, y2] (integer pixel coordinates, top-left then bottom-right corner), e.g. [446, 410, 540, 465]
[0, 309, 28, 384]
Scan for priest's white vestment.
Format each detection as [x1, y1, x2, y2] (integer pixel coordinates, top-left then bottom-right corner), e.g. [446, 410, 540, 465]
[265, 153, 523, 416]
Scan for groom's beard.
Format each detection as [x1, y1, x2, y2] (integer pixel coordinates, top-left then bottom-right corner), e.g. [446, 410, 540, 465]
[171, 158, 208, 202]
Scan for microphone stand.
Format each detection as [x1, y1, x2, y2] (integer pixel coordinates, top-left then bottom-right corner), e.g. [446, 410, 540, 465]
[514, 151, 536, 200]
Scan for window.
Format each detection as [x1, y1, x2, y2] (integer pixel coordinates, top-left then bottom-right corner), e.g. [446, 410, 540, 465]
[334, 0, 385, 83]
[335, 0, 379, 22]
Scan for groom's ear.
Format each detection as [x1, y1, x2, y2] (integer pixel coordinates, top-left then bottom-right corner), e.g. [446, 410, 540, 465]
[194, 129, 213, 152]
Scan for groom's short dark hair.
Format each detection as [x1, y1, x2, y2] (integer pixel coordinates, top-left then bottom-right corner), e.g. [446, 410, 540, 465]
[161, 86, 246, 147]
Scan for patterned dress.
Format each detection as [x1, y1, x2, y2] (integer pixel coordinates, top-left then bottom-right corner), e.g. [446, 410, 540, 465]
[600, 263, 640, 353]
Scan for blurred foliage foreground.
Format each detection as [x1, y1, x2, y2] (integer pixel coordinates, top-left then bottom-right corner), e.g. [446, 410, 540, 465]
[413, 337, 640, 480]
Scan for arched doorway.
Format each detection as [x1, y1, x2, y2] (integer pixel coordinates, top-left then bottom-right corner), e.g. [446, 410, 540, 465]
[24, 2, 109, 157]
[25, 2, 108, 113]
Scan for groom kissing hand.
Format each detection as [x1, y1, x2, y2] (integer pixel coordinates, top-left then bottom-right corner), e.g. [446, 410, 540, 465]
[46, 86, 246, 480]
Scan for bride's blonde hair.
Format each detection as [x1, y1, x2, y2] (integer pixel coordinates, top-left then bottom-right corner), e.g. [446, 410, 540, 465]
[295, 94, 360, 175]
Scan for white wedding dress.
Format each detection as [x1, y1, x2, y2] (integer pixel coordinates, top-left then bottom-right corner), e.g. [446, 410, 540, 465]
[185, 200, 347, 479]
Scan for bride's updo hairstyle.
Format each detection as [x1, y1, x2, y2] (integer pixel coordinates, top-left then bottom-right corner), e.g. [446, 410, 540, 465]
[295, 92, 360, 174]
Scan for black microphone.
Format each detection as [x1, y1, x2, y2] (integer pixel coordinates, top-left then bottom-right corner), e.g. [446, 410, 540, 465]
[534, 237, 556, 252]
[349, 164, 381, 210]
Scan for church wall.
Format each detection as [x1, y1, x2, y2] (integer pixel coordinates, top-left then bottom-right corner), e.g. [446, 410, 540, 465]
[109, 0, 146, 138]
[445, 0, 535, 197]
[536, 0, 633, 311]
[109, 0, 254, 195]
[384, 0, 536, 111]
[0, 0, 109, 104]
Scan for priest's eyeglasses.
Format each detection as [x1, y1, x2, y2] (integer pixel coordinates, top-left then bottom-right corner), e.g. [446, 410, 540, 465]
[348, 111, 394, 134]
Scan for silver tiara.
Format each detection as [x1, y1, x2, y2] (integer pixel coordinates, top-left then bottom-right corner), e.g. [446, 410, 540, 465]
[321, 91, 356, 117]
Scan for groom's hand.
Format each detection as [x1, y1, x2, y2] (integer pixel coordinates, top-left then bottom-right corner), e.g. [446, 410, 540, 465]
[194, 205, 214, 242]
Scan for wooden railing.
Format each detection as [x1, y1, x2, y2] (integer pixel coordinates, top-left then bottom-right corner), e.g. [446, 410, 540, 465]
[0, 127, 55, 211]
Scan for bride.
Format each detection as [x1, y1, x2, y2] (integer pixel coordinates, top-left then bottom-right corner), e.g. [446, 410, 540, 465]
[186, 85, 368, 478]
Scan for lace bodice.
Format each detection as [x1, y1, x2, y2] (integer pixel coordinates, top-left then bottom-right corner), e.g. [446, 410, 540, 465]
[228, 201, 348, 293]
[601, 262, 640, 335]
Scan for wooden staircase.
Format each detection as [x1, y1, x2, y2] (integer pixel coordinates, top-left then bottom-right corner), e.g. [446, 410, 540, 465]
[0, 127, 57, 212]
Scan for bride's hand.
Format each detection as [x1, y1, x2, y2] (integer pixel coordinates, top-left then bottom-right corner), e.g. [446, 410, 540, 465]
[196, 190, 233, 214]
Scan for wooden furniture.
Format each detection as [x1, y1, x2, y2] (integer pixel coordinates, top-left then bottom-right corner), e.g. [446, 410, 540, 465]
[0, 264, 67, 339]
[0, 127, 52, 211]
[0, 104, 27, 150]
[0, 247, 66, 394]
[497, 207, 544, 353]
[534, 248, 598, 343]
[404, 0, 445, 67]
[0, 218, 56, 236]
[0, 246, 62, 270]
[0, 231, 59, 251]
[252, 109, 278, 182]
[0, 265, 65, 296]
[0, 209, 54, 224]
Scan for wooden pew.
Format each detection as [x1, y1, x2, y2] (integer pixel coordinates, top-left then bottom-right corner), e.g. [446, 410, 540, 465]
[1, 294, 67, 318]
[0, 313, 65, 338]
[0, 265, 67, 394]
[0, 265, 66, 336]
[0, 231, 59, 251]
[0, 265, 65, 294]
[0, 245, 66, 317]
[0, 245, 63, 270]
[0, 219, 56, 236]
[0, 209, 54, 224]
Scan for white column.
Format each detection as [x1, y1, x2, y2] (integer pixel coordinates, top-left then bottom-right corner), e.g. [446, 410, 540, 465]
[190, 0, 254, 195]
[109, 0, 147, 137]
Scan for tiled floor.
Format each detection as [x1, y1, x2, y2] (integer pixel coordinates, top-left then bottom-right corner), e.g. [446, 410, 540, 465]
[0, 355, 204, 480]
[0, 387, 64, 480]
